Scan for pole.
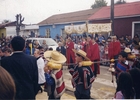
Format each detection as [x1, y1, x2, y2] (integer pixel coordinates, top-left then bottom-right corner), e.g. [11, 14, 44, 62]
[111, 0, 114, 36]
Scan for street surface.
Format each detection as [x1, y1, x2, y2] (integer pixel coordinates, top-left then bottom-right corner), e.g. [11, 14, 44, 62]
[36, 66, 116, 99]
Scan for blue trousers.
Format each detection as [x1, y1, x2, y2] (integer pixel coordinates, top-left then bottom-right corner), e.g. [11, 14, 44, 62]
[74, 84, 91, 99]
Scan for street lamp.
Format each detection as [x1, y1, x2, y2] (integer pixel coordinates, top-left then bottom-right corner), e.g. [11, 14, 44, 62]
[111, 0, 114, 36]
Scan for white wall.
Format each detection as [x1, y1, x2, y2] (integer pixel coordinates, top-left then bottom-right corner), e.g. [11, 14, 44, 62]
[5, 26, 17, 37]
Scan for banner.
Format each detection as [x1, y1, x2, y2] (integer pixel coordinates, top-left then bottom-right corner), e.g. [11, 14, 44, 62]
[64, 25, 74, 34]
[88, 23, 111, 34]
[73, 24, 87, 34]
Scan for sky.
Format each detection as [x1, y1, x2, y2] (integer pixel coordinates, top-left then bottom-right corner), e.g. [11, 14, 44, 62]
[0, 0, 140, 24]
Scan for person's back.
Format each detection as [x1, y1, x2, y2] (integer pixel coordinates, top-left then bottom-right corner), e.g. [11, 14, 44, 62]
[1, 36, 38, 99]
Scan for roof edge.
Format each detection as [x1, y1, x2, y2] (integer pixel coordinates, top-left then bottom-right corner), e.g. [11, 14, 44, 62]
[39, 20, 89, 26]
[89, 14, 140, 21]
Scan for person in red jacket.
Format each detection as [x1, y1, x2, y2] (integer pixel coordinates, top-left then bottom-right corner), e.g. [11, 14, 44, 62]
[66, 37, 75, 67]
[90, 38, 100, 77]
[108, 36, 121, 69]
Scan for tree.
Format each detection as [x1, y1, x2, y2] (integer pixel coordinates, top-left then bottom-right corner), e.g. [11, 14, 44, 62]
[2, 19, 11, 24]
[91, 0, 107, 9]
[115, 0, 126, 5]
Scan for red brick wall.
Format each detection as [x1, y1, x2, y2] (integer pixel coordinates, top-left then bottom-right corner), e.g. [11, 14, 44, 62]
[90, 16, 140, 37]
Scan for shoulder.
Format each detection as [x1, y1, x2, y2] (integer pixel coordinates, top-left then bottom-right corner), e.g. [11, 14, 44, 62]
[116, 91, 123, 99]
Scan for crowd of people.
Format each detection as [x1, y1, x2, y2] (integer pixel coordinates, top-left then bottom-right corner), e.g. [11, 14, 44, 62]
[0, 33, 140, 99]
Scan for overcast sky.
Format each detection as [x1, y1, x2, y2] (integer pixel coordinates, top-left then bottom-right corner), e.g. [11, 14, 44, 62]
[0, 0, 139, 24]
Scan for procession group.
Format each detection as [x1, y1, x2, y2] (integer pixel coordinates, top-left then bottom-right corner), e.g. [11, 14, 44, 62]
[0, 33, 140, 99]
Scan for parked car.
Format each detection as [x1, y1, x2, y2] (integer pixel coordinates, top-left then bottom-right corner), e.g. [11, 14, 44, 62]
[26, 38, 58, 50]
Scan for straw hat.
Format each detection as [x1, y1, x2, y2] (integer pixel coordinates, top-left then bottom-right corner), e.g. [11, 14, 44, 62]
[44, 51, 66, 64]
[72, 49, 90, 61]
[124, 47, 131, 53]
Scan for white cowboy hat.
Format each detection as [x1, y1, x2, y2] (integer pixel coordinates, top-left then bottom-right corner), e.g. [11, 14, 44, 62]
[124, 47, 131, 53]
[72, 49, 90, 61]
[44, 51, 66, 64]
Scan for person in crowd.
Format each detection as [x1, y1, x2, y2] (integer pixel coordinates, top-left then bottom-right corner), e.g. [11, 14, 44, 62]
[129, 68, 140, 99]
[98, 34, 104, 43]
[34, 49, 45, 93]
[115, 51, 130, 79]
[132, 46, 139, 55]
[124, 48, 136, 69]
[133, 34, 140, 45]
[74, 41, 82, 50]
[41, 40, 48, 51]
[0, 48, 5, 59]
[68, 49, 95, 99]
[44, 51, 66, 100]
[0, 66, 16, 100]
[34, 40, 40, 49]
[86, 35, 92, 60]
[56, 42, 66, 56]
[81, 37, 86, 52]
[90, 38, 100, 77]
[108, 36, 121, 69]
[4, 48, 12, 57]
[1, 36, 38, 99]
[66, 37, 75, 67]
[115, 72, 135, 99]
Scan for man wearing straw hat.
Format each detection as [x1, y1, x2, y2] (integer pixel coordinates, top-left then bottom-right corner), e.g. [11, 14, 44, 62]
[44, 51, 66, 99]
[69, 49, 95, 99]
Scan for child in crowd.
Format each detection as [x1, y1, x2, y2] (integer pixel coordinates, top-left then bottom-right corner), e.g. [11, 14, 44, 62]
[115, 51, 130, 79]
[115, 72, 135, 99]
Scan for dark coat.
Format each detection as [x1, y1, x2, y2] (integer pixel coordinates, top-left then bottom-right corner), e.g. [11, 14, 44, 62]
[56, 46, 66, 56]
[1, 52, 38, 100]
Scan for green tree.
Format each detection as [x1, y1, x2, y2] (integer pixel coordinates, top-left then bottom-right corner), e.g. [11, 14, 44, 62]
[115, 0, 126, 5]
[91, 0, 107, 9]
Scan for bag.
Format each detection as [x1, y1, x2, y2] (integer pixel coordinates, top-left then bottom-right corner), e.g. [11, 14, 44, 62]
[44, 73, 54, 85]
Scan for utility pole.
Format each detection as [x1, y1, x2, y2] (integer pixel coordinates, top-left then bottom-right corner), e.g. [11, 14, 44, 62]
[16, 14, 24, 36]
[111, 0, 114, 36]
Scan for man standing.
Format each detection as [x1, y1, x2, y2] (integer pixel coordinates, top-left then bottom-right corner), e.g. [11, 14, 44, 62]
[90, 38, 100, 77]
[108, 36, 121, 68]
[1, 36, 38, 100]
[34, 49, 45, 93]
[66, 37, 75, 66]
[56, 42, 66, 56]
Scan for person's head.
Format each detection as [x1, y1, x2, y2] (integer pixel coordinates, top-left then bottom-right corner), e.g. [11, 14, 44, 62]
[118, 51, 128, 62]
[4, 48, 12, 57]
[111, 35, 117, 41]
[34, 49, 40, 58]
[116, 72, 134, 99]
[43, 40, 46, 44]
[0, 48, 5, 57]
[125, 43, 130, 48]
[87, 35, 92, 42]
[0, 66, 16, 100]
[37, 46, 44, 52]
[73, 49, 90, 63]
[58, 42, 62, 47]
[10, 36, 25, 51]
[91, 38, 95, 43]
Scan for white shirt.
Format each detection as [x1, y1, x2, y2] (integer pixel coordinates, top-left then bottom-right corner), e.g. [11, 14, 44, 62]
[37, 57, 46, 84]
[132, 49, 139, 55]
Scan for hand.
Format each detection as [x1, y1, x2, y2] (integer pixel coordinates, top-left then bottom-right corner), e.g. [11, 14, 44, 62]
[78, 62, 82, 67]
